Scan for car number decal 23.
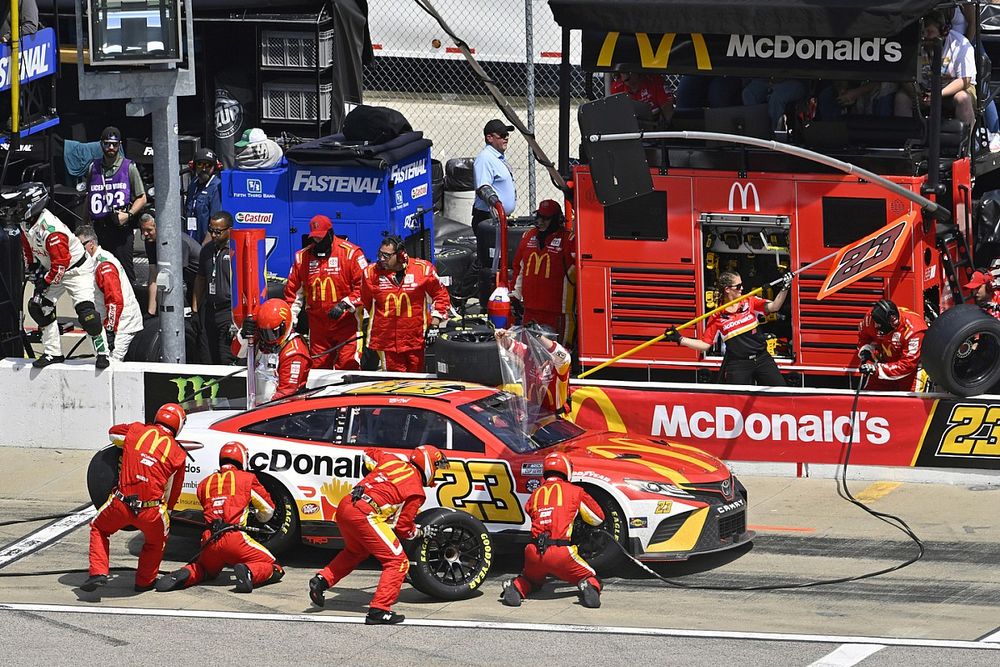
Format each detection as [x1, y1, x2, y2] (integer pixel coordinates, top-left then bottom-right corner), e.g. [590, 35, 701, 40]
[937, 405, 1000, 457]
[435, 460, 525, 524]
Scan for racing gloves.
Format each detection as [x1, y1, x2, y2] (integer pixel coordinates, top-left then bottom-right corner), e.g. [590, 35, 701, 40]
[328, 303, 347, 321]
[424, 326, 439, 347]
[860, 362, 877, 375]
[663, 327, 682, 344]
[240, 316, 257, 340]
[779, 272, 794, 291]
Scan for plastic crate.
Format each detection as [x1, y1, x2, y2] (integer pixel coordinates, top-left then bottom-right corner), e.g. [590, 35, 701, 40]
[261, 29, 334, 69]
[262, 81, 333, 122]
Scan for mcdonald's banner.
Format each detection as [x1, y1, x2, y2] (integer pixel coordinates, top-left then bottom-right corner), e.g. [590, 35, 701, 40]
[581, 24, 920, 81]
[567, 383, 1000, 471]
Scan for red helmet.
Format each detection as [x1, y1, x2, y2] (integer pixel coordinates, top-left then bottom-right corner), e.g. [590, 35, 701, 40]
[256, 299, 293, 346]
[154, 403, 186, 435]
[543, 451, 572, 480]
[219, 441, 249, 470]
[410, 445, 449, 487]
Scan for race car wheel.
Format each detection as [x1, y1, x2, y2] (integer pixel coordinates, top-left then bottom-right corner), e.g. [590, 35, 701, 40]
[86, 445, 136, 531]
[249, 475, 299, 556]
[407, 508, 492, 601]
[433, 324, 503, 386]
[921, 304, 1000, 397]
[572, 486, 628, 573]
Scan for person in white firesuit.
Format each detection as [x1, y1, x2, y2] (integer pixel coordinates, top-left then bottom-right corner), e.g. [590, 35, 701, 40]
[74, 225, 143, 362]
[235, 298, 312, 404]
[4, 182, 108, 368]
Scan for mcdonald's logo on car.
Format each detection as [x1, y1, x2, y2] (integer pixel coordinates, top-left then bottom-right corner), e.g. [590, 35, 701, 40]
[596, 32, 712, 71]
[310, 276, 338, 303]
[135, 428, 173, 462]
[728, 181, 761, 212]
[534, 483, 564, 507]
[210, 469, 237, 496]
[384, 292, 413, 317]
[525, 251, 552, 278]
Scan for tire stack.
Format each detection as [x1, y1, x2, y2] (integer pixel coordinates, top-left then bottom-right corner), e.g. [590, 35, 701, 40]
[431, 315, 503, 385]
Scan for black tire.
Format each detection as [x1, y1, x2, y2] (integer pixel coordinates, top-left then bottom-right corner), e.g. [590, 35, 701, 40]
[434, 325, 502, 385]
[249, 475, 299, 556]
[407, 508, 492, 600]
[572, 485, 628, 573]
[86, 445, 137, 531]
[434, 246, 476, 301]
[921, 304, 1000, 396]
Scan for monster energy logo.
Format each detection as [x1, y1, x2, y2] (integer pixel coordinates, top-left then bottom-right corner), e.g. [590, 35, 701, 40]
[170, 375, 221, 402]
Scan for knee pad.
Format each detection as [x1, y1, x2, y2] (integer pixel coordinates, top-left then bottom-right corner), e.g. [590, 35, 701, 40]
[267, 564, 285, 585]
[75, 301, 103, 337]
[27, 297, 57, 327]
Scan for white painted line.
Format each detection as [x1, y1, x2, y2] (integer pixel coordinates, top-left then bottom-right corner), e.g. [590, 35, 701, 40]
[0, 603, 998, 651]
[980, 628, 1000, 643]
[809, 643, 886, 666]
[0, 507, 96, 570]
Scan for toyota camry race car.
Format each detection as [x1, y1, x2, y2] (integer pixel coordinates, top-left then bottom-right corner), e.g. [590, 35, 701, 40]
[88, 379, 752, 598]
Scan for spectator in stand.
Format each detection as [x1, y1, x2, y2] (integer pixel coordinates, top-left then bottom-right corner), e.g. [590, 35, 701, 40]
[611, 71, 675, 127]
[86, 126, 147, 283]
[856, 299, 927, 392]
[184, 148, 222, 244]
[964, 269, 1000, 319]
[0, 0, 40, 42]
[193, 211, 236, 365]
[140, 212, 200, 317]
[742, 78, 809, 130]
[75, 225, 143, 362]
[895, 10, 976, 130]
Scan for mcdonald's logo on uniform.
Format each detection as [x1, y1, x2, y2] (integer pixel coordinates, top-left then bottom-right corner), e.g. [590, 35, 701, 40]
[596, 32, 713, 71]
[535, 483, 564, 507]
[384, 292, 413, 317]
[310, 276, 338, 303]
[135, 428, 173, 462]
[525, 252, 552, 279]
[211, 470, 237, 496]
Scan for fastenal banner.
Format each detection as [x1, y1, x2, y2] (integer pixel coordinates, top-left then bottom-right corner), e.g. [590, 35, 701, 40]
[568, 383, 1000, 471]
[581, 24, 920, 80]
[0, 28, 58, 91]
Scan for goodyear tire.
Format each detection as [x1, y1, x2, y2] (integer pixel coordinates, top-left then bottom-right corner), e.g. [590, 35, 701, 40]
[434, 246, 477, 300]
[407, 508, 492, 601]
[86, 445, 137, 531]
[433, 323, 502, 385]
[250, 475, 299, 556]
[572, 486, 628, 573]
[921, 304, 1000, 397]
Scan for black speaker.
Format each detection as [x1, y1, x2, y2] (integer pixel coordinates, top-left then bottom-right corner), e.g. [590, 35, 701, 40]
[578, 94, 654, 206]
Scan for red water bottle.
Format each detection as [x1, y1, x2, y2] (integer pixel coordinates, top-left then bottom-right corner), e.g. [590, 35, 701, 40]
[487, 285, 511, 329]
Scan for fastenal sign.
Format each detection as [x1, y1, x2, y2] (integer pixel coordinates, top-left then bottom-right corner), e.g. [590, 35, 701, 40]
[581, 24, 919, 80]
[0, 28, 57, 91]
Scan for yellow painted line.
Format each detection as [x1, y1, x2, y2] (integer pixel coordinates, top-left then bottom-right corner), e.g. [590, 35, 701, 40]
[911, 399, 939, 466]
[853, 481, 902, 502]
[747, 524, 816, 533]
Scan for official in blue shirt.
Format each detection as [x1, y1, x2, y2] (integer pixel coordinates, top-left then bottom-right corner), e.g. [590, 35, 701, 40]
[185, 147, 223, 243]
[472, 118, 516, 230]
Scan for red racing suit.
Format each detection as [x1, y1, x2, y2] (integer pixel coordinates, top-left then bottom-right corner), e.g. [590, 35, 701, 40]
[857, 307, 927, 391]
[978, 290, 1000, 320]
[511, 227, 576, 342]
[285, 241, 367, 370]
[510, 476, 605, 598]
[93, 246, 143, 361]
[502, 336, 572, 416]
[178, 465, 282, 588]
[89, 422, 187, 588]
[315, 448, 426, 611]
[360, 258, 450, 372]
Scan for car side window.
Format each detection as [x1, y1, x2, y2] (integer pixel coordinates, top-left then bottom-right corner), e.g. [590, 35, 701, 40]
[449, 421, 485, 453]
[241, 408, 341, 442]
[347, 406, 456, 450]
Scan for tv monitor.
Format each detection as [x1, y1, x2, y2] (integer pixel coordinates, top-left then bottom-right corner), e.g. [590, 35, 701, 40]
[705, 104, 773, 140]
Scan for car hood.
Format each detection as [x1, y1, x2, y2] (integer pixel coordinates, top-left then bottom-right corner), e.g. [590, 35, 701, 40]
[558, 432, 731, 486]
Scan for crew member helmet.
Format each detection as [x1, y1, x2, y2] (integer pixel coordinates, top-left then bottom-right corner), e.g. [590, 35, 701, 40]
[219, 441, 249, 470]
[410, 445, 449, 487]
[255, 299, 293, 346]
[543, 451, 573, 480]
[154, 403, 186, 436]
[871, 299, 900, 336]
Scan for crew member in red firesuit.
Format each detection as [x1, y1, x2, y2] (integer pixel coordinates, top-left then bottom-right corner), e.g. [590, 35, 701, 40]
[857, 298, 928, 391]
[511, 199, 576, 344]
[495, 322, 572, 418]
[236, 299, 312, 402]
[501, 451, 605, 609]
[359, 235, 450, 372]
[156, 441, 284, 594]
[309, 445, 450, 624]
[285, 215, 366, 369]
[965, 269, 1000, 320]
[82, 404, 188, 593]
[666, 270, 792, 386]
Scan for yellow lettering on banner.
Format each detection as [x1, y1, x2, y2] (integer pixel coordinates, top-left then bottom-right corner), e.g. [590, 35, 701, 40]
[568, 386, 627, 432]
[691, 34, 712, 70]
[939, 405, 1000, 457]
[636, 33, 676, 69]
[597, 32, 712, 71]
[596, 32, 620, 68]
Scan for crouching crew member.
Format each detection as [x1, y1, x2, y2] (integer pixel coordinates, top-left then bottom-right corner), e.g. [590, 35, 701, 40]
[857, 298, 927, 391]
[83, 404, 187, 593]
[157, 441, 284, 594]
[360, 235, 450, 373]
[502, 452, 605, 608]
[237, 299, 312, 403]
[309, 445, 450, 624]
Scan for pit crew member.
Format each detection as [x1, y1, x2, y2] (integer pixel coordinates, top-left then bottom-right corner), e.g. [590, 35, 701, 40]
[236, 299, 312, 402]
[309, 445, 449, 624]
[495, 323, 572, 418]
[284, 214, 366, 370]
[965, 269, 1000, 320]
[501, 451, 605, 609]
[857, 299, 927, 392]
[156, 441, 284, 594]
[82, 404, 187, 593]
[360, 235, 450, 373]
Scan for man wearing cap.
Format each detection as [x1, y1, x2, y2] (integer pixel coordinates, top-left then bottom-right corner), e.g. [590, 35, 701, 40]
[284, 215, 367, 370]
[473, 119, 517, 307]
[184, 147, 222, 244]
[86, 126, 147, 283]
[235, 128, 283, 170]
[511, 199, 576, 344]
[965, 269, 1000, 320]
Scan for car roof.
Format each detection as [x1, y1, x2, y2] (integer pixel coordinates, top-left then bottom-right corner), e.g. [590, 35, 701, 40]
[307, 378, 498, 404]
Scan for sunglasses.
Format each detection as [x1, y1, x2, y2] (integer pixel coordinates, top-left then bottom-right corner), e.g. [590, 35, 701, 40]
[208, 227, 229, 236]
[728, 283, 744, 291]
[101, 141, 120, 148]
[493, 132, 509, 139]
[378, 250, 396, 260]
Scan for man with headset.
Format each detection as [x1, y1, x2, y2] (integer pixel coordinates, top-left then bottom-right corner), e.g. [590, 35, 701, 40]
[856, 299, 927, 392]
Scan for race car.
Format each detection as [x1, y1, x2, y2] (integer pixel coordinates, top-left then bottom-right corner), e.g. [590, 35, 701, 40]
[88, 378, 752, 598]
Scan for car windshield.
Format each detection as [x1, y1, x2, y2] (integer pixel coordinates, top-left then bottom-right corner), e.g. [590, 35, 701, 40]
[458, 392, 584, 453]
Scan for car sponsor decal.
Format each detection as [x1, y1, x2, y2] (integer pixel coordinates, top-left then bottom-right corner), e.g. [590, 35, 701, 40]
[912, 400, 1000, 470]
[248, 449, 364, 478]
[435, 460, 525, 524]
[346, 380, 467, 396]
[525, 479, 541, 492]
[630, 517, 648, 528]
[655, 500, 673, 514]
[301, 503, 320, 515]
[521, 462, 543, 476]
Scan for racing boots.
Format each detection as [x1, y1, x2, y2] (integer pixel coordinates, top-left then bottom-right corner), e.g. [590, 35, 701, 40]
[578, 579, 601, 609]
[500, 579, 522, 607]
[309, 574, 330, 607]
[156, 568, 190, 592]
[33, 354, 64, 369]
[365, 608, 404, 625]
[80, 574, 108, 592]
[234, 564, 254, 593]
[96, 354, 110, 370]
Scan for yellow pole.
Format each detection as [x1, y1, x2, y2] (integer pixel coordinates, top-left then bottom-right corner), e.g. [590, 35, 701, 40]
[10, 0, 20, 135]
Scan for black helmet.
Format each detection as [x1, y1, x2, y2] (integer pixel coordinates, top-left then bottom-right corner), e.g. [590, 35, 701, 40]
[871, 299, 899, 335]
[0, 182, 49, 224]
[525, 321, 559, 341]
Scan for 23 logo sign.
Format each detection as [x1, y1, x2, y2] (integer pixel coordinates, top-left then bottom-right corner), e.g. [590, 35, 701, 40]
[817, 211, 916, 300]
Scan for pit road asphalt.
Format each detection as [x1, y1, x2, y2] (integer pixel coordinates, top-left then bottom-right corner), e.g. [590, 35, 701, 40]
[2, 446, 999, 666]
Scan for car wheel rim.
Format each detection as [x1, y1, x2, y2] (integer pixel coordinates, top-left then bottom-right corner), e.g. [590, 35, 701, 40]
[951, 330, 1000, 386]
[423, 526, 487, 586]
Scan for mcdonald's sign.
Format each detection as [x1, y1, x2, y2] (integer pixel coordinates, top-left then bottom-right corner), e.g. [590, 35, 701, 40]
[525, 252, 552, 279]
[310, 276, 339, 303]
[384, 291, 413, 318]
[135, 428, 173, 462]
